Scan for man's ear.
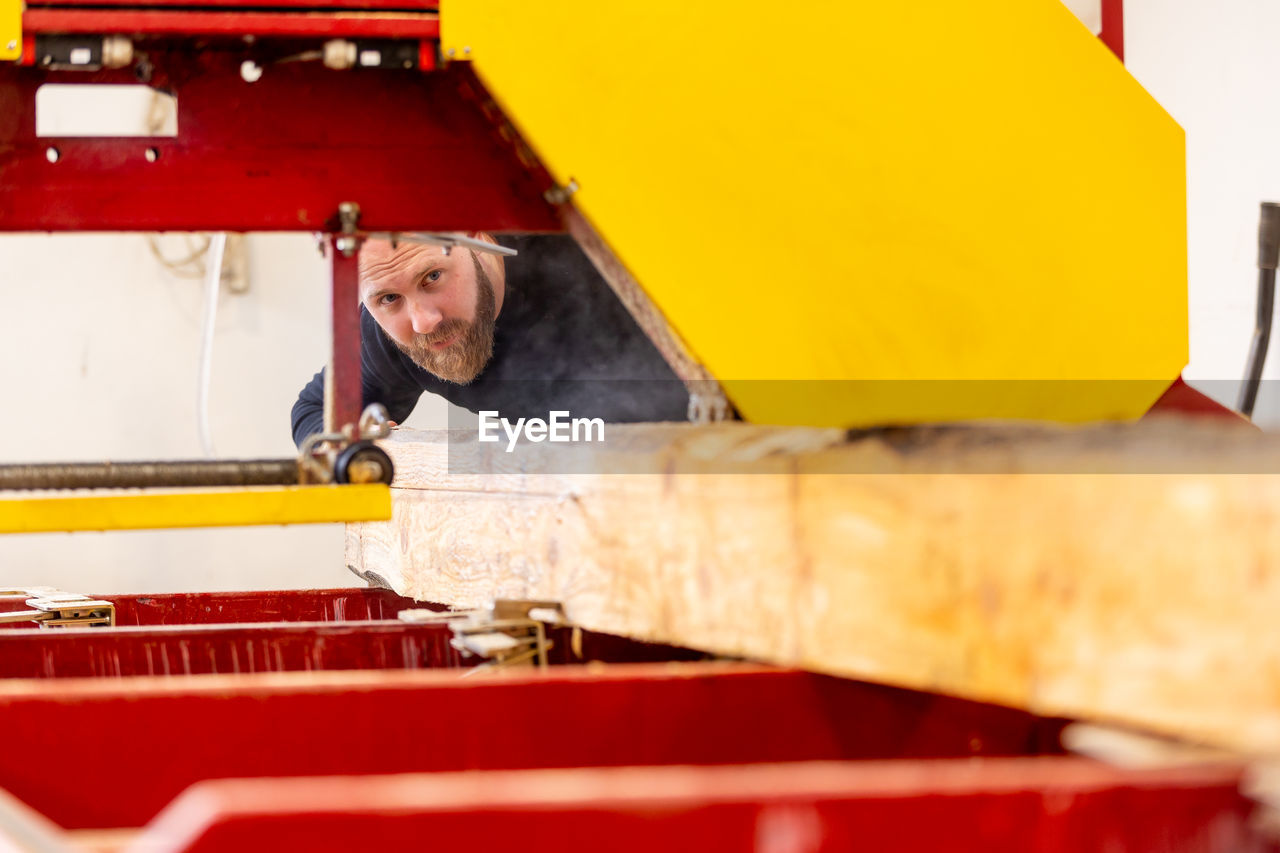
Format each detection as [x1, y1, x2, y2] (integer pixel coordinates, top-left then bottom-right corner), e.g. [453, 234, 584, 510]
[470, 231, 506, 296]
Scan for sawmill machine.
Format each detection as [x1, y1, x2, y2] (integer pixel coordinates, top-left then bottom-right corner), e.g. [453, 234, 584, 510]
[0, 0, 1269, 850]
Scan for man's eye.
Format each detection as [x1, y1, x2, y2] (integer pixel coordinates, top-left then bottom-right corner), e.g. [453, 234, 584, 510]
[378, 294, 399, 306]
[425, 269, 443, 284]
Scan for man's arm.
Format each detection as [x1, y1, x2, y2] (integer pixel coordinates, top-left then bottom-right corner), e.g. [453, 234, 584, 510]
[291, 308, 427, 448]
[290, 370, 328, 448]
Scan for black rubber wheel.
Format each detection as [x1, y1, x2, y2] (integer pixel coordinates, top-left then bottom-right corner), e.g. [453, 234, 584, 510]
[333, 441, 394, 485]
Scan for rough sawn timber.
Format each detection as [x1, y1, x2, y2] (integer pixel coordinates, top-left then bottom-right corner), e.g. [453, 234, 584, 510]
[346, 419, 1280, 754]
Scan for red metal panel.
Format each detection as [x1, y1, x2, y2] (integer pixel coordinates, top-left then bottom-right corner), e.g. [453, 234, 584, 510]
[23, 9, 439, 37]
[105, 588, 421, 626]
[138, 761, 1269, 853]
[0, 621, 708, 676]
[0, 665, 1067, 829]
[0, 621, 466, 677]
[0, 587, 426, 629]
[0, 61, 559, 232]
[1099, 0, 1124, 62]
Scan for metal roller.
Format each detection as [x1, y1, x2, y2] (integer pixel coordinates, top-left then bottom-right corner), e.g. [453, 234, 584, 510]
[0, 459, 301, 491]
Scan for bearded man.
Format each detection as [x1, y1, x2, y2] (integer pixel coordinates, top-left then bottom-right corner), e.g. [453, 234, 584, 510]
[291, 234, 690, 447]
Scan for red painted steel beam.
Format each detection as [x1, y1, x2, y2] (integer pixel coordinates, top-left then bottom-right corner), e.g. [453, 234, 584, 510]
[327, 237, 362, 432]
[0, 606, 704, 677]
[140, 760, 1266, 853]
[0, 622, 707, 675]
[0, 621, 467, 678]
[94, 588, 418, 626]
[0, 586, 707, 665]
[1099, 0, 1124, 62]
[0, 587, 425, 629]
[0, 61, 559, 232]
[0, 665, 1067, 829]
[23, 8, 439, 37]
[0, 587, 426, 630]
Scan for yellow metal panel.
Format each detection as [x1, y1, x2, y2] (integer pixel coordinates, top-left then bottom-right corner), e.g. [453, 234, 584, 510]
[0, 485, 391, 534]
[442, 1, 1188, 425]
[0, 0, 19, 61]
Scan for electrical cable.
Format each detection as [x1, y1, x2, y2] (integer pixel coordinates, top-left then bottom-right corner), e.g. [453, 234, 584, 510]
[197, 233, 226, 458]
[146, 232, 211, 278]
[1239, 202, 1280, 418]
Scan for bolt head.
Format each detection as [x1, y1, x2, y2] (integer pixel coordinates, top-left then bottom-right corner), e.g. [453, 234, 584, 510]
[5, 40, 15, 52]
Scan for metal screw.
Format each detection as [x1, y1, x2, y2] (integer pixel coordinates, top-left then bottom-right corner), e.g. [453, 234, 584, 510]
[543, 178, 580, 205]
[463, 46, 471, 55]
[5, 40, 15, 52]
[45, 147, 59, 164]
[144, 147, 159, 163]
[445, 48, 455, 58]
[101, 35, 133, 69]
[323, 39, 356, 70]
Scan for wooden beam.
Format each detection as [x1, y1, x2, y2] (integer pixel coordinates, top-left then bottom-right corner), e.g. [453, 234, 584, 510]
[346, 419, 1280, 753]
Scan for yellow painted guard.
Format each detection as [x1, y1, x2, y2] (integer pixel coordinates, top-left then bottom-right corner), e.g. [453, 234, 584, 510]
[442, 1, 1188, 426]
[0, 485, 391, 534]
[0, 0, 19, 61]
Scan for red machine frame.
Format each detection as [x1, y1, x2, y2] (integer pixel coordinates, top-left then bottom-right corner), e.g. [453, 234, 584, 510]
[2, 0, 559, 432]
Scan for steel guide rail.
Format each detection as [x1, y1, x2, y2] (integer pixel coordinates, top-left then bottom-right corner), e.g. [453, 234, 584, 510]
[0, 665, 1070, 830]
[0, 589, 1266, 851]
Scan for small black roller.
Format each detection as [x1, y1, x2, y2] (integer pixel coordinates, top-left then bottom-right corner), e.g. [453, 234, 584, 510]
[333, 441, 394, 485]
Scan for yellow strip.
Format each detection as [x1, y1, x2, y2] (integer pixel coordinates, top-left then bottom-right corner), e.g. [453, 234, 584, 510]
[0, 0, 19, 61]
[0, 485, 391, 534]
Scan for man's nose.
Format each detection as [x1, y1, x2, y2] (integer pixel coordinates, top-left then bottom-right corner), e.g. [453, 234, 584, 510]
[408, 297, 443, 336]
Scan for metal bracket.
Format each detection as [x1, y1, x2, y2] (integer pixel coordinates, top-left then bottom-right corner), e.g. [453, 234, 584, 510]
[687, 388, 733, 424]
[335, 201, 362, 257]
[543, 179, 579, 206]
[398, 599, 566, 675]
[299, 403, 393, 484]
[370, 231, 517, 259]
[0, 589, 115, 628]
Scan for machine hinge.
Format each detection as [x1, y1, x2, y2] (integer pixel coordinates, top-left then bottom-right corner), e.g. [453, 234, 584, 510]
[399, 599, 567, 675]
[0, 588, 115, 628]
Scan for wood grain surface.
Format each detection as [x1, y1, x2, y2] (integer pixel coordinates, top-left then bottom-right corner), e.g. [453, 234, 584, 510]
[346, 419, 1280, 753]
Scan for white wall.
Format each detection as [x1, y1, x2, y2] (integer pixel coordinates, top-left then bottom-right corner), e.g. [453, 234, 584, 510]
[0, 1, 1273, 593]
[1126, 0, 1280, 423]
[0, 233, 442, 594]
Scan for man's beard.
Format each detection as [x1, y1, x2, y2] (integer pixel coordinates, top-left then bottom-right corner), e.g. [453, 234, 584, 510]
[391, 251, 497, 384]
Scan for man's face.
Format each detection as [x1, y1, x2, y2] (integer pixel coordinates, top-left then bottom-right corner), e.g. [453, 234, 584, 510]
[359, 239, 503, 384]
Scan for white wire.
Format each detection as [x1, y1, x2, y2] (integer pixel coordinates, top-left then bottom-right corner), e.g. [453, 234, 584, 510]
[197, 233, 226, 458]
